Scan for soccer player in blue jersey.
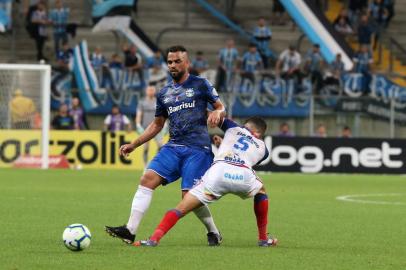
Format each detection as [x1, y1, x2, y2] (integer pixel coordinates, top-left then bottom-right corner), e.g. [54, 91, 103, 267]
[105, 45, 226, 246]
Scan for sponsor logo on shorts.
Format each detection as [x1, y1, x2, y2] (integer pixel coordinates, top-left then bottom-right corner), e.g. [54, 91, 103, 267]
[224, 172, 244, 181]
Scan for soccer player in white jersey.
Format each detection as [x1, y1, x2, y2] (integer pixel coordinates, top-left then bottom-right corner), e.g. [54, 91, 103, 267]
[134, 117, 278, 247]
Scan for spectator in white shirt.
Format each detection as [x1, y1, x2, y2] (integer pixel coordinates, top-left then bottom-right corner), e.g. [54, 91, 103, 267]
[276, 45, 303, 90]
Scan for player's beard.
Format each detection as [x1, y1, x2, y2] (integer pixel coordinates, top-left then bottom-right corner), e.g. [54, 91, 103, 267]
[170, 69, 185, 83]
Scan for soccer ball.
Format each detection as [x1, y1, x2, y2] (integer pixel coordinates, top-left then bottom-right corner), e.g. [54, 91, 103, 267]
[62, 224, 92, 251]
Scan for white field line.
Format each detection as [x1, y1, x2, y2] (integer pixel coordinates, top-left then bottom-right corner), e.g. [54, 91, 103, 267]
[336, 193, 406, 205]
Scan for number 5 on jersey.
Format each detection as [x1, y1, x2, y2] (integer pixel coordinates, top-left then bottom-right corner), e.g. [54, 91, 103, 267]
[234, 137, 250, 151]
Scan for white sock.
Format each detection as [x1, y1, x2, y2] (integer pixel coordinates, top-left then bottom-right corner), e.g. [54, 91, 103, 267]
[193, 205, 219, 234]
[126, 185, 154, 235]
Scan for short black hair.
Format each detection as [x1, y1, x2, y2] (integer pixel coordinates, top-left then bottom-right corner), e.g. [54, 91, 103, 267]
[166, 45, 187, 55]
[343, 125, 350, 130]
[249, 43, 257, 48]
[196, 51, 204, 55]
[245, 117, 267, 136]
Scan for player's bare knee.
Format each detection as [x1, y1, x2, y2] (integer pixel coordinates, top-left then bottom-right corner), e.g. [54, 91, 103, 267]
[140, 170, 162, 190]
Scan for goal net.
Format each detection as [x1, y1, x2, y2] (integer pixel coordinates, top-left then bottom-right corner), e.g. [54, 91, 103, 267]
[0, 64, 51, 169]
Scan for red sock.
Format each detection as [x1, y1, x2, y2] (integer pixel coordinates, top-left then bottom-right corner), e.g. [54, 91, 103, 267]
[254, 193, 268, 241]
[150, 209, 183, 242]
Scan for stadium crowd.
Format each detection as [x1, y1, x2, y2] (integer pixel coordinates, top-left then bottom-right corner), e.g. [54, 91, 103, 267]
[23, 1, 395, 95]
[11, 0, 396, 139]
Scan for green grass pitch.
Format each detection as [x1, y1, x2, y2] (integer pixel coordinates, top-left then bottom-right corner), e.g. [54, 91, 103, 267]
[0, 169, 405, 270]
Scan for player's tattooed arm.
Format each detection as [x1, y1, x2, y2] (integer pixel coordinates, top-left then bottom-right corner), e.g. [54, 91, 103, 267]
[119, 116, 166, 157]
[207, 100, 226, 128]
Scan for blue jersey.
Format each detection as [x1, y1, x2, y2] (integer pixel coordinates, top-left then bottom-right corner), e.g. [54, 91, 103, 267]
[242, 51, 262, 73]
[369, 3, 387, 22]
[191, 58, 209, 70]
[57, 48, 73, 64]
[253, 26, 272, 53]
[305, 50, 323, 72]
[330, 59, 345, 73]
[49, 8, 69, 34]
[146, 55, 164, 69]
[218, 47, 239, 70]
[353, 52, 373, 73]
[90, 53, 107, 70]
[156, 75, 219, 150]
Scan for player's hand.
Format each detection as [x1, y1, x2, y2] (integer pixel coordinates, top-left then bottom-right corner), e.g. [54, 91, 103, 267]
[119, 143, 136, 157]
[207, 110, 222, 128]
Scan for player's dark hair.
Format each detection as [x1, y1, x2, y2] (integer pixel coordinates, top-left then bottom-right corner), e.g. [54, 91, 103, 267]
[245, 117, 267, 136]
[166, 45, 188, 55]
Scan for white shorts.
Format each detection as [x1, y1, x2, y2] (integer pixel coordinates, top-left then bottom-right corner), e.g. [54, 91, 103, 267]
[189, 162, 263, 205]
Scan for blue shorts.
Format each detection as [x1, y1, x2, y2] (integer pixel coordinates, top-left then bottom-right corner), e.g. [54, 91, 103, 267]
[147, 144, 213, 190]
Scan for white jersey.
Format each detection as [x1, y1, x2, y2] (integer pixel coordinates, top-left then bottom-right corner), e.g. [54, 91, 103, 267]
[214, 119, 269, 168]
[279, 49, 301, 72]
[190, 119, 269, 205]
